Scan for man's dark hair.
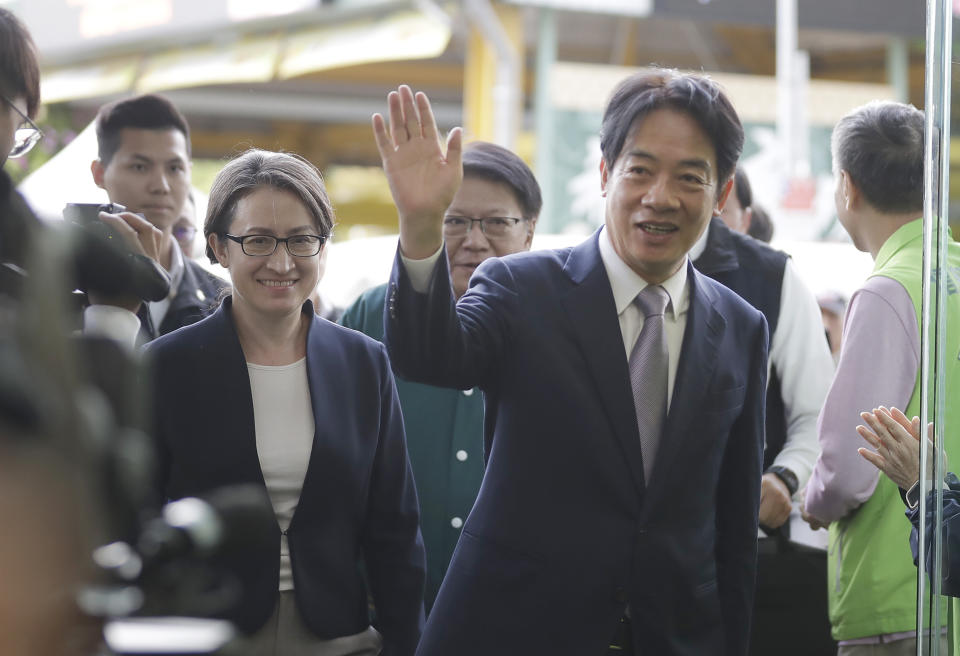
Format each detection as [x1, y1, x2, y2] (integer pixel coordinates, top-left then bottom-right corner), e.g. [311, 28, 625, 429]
[95, 94, 191, 166]
[600, 69, 744, 196]
[462, 141, 542, 220]
[733, 166, 752, 211]
[0, 9, 40, 119]
[831, 101, 924, 214]
[747, 205, 773, 243]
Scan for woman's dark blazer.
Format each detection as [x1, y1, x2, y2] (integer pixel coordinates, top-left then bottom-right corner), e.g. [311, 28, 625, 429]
[146, 297, 426, 656]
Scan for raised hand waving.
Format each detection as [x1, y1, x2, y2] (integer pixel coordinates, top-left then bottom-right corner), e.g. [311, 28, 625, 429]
[372, 85, 463, 259]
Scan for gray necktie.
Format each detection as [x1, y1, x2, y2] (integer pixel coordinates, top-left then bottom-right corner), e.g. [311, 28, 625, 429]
[629, 285, 670, 483]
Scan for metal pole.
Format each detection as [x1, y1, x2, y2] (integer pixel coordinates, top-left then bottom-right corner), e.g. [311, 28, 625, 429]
[776, 0, 797, 180]
[918, 0, 951, 653]
[464, 0, 520, 148]
[533, 7, 557, 231]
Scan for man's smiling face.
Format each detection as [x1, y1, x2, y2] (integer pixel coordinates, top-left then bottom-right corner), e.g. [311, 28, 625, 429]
[601, 108, 732, 284]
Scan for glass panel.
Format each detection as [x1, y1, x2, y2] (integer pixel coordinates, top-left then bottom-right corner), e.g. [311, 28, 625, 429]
[919, 0, 958, 653]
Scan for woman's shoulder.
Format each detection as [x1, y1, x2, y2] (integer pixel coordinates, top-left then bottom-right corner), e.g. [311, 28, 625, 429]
[311, 313, 388, 356]
[145, 304, 229, 360]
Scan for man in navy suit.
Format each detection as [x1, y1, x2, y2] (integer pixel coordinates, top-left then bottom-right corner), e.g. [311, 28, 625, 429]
[373, 70, 768, 656]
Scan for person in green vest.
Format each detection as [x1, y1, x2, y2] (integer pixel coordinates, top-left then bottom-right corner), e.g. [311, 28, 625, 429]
[858, 405, 960, 653]
[802, 100, 960, 654]
[340, 141, 541, 609]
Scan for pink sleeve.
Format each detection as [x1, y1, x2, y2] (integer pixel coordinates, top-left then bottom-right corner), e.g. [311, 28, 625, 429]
[803, 276, 919, 522]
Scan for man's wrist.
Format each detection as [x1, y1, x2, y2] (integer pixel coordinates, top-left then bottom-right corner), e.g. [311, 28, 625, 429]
[765, 466, 799, 497]
[904, 480, 921, 510]
[398, 224, 443, 260]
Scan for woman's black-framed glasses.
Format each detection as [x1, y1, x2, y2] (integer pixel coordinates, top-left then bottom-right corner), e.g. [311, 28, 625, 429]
[1, 95, 43, 159]
[224, 233, 326, 257]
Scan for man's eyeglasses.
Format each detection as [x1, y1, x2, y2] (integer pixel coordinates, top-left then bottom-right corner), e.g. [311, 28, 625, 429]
[173, 225, 197, 241]
[442, 216, 527, 239]
[2, 95, 42, 159]
[224, 233, 327, 257]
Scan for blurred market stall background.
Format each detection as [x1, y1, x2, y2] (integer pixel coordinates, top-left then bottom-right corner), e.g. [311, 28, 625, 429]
[0, 0, 933, 303]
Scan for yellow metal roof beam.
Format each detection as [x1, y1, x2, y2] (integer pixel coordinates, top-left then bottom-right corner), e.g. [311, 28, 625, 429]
[462, 1, 523, 145]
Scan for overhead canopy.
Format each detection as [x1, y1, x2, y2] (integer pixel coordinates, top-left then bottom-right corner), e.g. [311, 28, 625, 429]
[39, 9, 451, 102]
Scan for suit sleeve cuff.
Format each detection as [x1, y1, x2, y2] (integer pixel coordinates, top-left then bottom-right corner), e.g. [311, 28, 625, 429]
[400, 244, 444, 293]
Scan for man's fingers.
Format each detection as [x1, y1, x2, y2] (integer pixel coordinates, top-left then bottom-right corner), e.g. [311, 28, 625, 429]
[446, 126, 463, 165]
[122, 212, 162, 244]
[874, 409, 907, 444]
[417, 92, 439, 144]
[399, 85, 421, 140]
[889, 406, 912, 431]
[387, 90, 406, 145]
[98, 212, 137, 237]
[858, 446, 885, 471]
[856, 424, 880, 449]
[860, 411, 890, 446]
[372, 113, 393, 160]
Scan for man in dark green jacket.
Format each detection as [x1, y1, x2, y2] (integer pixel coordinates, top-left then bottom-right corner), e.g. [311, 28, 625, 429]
[341, 141, 541, 609]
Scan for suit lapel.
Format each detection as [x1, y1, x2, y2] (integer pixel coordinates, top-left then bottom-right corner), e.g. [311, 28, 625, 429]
[646, 263, 725, 493]
[292, 306, 335, 530]
[560, 232, 647, 494]
[202, 298, 269, 491]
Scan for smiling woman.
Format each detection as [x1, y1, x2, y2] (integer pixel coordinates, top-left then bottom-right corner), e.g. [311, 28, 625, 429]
[147, 149, 426, 656]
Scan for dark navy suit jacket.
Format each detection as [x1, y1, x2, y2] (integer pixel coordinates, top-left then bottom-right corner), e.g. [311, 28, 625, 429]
[385, 231, 768, 656]
[147, 297, 426, 656]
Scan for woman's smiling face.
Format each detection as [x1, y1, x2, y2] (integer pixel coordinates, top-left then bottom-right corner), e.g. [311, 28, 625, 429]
[210, 186, 322, 319]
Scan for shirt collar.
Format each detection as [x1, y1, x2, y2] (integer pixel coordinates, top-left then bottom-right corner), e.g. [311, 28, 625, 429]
[598, 225, 689, 320]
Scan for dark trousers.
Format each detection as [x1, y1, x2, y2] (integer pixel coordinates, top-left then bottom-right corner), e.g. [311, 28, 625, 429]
[750, 545, 836, 656]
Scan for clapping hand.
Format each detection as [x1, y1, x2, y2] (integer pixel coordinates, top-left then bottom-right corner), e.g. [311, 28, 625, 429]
[372, 85, 463, 259]
[857, 405, 931, 490]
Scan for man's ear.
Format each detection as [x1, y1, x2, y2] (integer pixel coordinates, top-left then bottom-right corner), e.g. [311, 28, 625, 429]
[715, 177, 735, 216]
[840, 170, 858, 210]
[523, 218, 537, 250]
[91, 160, 105, 189]
[208, 233, 228, 267]
[600, 159, 609, 196]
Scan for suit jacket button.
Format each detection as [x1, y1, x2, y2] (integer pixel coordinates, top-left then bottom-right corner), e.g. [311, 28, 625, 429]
[614, 588, 626, 603]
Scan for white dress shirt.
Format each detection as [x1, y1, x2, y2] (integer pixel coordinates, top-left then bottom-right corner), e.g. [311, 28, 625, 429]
[596, 227, 689, 410]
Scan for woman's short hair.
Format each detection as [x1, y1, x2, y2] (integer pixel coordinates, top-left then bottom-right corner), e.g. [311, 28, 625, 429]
[462, 142, 542, 220]
[600, 68, 744, 196]
[204, 149, 335, 263]
[831, 101, 924, 214]
[0, 9, 40, 118]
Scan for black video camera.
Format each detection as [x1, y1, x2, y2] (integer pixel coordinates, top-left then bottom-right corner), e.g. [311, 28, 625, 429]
[64, 202, 172, 303]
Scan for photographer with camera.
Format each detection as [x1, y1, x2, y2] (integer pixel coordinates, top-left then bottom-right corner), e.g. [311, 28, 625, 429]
[1, 10, 248, 656]
[0, 10, 165, 330]
[87, 94, 227, 344]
